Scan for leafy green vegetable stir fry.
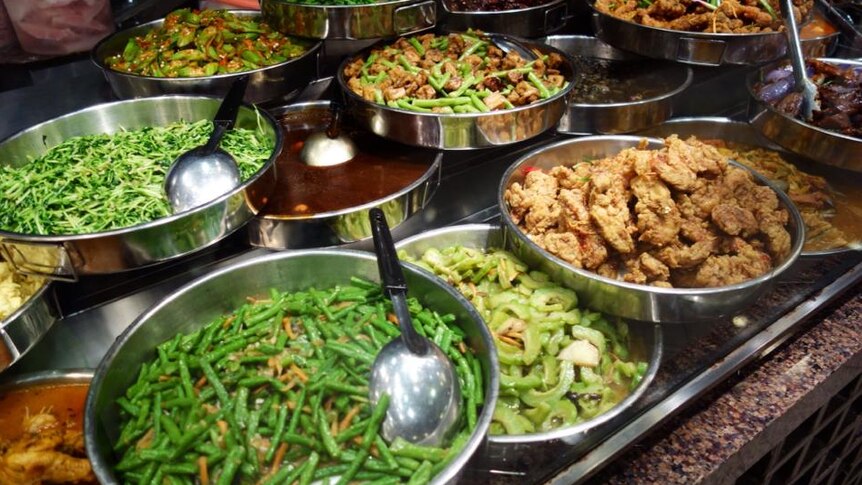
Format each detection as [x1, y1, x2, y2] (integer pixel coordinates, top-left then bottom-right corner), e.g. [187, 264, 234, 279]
[343, 32, 569, 113]
[114, 280, 483, 485]
[105, 9, 308, 77]
[404, 246, 646, 435]
[0, 120, 272, 235]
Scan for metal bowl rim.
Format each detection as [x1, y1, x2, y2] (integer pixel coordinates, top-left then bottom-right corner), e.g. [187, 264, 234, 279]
[264, 0, 431, 9]
[568, 63, 693, 109]
[746, 57, 862, 146]
[0, 369, 93, 390]
[0, 279, 52, 331]
[636, 116, 859, 257]
[439, 0, 566, 16]
[336, 35, 575, 119]
[0, 95, 284, 241]
[260, 100, 444, 221]
[497, 134, 806, 297]
[395, 222, 663, 443]
[86, 248, 499, 485]
[91, 11, 322, 82]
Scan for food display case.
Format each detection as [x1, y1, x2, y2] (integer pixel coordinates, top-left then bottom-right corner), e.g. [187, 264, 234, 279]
[1, 2, 861, 484]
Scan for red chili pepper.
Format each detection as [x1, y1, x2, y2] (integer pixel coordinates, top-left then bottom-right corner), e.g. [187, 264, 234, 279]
[522, 165, 541, 174]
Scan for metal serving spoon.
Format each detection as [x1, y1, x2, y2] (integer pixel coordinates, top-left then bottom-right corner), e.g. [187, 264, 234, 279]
[368, 208, 462, 446]
[780, 0, 820, 121]
[165, 75, 249, 213]
[300, 101, 357, 167]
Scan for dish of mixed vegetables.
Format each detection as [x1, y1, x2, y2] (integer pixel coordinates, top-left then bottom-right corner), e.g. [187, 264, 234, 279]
[113, 280, 484, 484]
[0, 120, 273, 236]
[403, 245, 647, 435]
[343, 32, 569, 113]
[104, 9, 309, 77]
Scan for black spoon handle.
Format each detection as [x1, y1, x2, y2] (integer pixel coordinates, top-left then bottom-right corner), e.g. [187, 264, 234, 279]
[202, 75, 250, 155]
[369, 208, 428, 355]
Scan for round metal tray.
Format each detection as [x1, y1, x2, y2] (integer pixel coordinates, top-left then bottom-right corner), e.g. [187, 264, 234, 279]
[85, 249, 499, 485]
[589, 2, 829, 66]
[747, 58, 862, 173]
[497, 135, 805, 324]
[0, 96, 282, 278]
[91, 11, 321, 105]
[436, 0, 568, 38]
[0, 278, 57, 374]
[337, 35, 574, 149]
[247, 101, 442, 248]
[636, 117, 862, 257]
[395, 223, 662, 455]
[261, 0, 436, 40]
[541, 35, 692, 135]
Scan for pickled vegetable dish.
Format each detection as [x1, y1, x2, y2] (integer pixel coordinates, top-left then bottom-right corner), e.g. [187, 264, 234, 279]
[104, 9, 308, 77]
[113, 280, 484, 484]
[0, 120, 272, 235]
[343, 33, 569, 113]
[405, 246, 646, 435]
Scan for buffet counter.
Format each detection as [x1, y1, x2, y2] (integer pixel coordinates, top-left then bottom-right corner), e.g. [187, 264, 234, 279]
[2, 33, 862, 485]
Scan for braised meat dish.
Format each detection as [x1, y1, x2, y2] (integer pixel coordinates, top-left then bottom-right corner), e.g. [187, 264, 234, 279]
[0, 411, 94, 484]
[755, 59, 862, 138]
[343, 32, 568, 113]
[504, 136, 793, 288]
[594, 0, 813, 33]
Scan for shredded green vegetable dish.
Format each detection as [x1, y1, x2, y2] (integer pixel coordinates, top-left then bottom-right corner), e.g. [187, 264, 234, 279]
[404, 245, 647, 435]
[0, 120, 272, 235]
[114, 279, 483, 485]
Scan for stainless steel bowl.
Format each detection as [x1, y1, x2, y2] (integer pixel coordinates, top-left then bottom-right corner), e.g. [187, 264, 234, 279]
[261, 0, 436, 40]
[541, 35, 692, 135]
[248, 101, 442, 249]
[636, 117, 859, 257]
[337, 36, 574, 149]
[0, 278, 57, 374]
[0, 96, 282, 278]
[85, 249, 499, 485]
[747, 58, 862, 173]
[0, 368, 93, 390]
[589, 3, 826, 66]
[498, 136, 806, 323]
[437, 0, 568, 38]
[91, 11, 321, 104]
[396, 224, 661, 454]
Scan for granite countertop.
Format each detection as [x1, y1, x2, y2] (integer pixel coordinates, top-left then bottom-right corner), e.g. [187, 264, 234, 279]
[595, 283, 862, 484]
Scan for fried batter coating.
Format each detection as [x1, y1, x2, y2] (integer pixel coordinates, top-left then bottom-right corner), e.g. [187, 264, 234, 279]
[504, 136, 794, 288]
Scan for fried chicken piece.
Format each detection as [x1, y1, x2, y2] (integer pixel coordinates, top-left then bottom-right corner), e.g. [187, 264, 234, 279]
[677, 239, 773, 287]
[630, 174, 681, 247]
[589, 169, 636, 254]
[533, 232, 589, 268]
[550, 164, 592, 190]
[679, 136, 726, 176]
[711, 203, 758, 237]
[656, 135, 699, 191]
[505, 170, 561, 233]
[558, 188, 608, 269]
[596, 260, 620, 279]
[654, 238, 717, 269]
[623, 252, 671, 285]
[0, 412, 95, 485]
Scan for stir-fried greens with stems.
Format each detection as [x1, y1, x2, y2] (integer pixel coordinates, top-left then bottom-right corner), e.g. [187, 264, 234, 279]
[113, 280, 484, 484]
[343, 32, 569, 113]
[105, 9, 308, 77]
[403, 246, 646, 435]
[0, 120, 272, 235]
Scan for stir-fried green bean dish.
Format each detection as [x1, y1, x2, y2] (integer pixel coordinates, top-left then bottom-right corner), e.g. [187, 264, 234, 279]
[114, 280, 483, 484]
[404, 246, 647, 435]
[0, 120, 272, 235]
[343, 32, 569, 113]
[105, 9, 308, 77]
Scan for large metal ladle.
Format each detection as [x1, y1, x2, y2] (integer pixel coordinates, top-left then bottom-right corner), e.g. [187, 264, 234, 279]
[367, 208, 462, 446]
[299, 102, 357, 167]
[780, 0, 820, 121]
[164, 75, 248, 213]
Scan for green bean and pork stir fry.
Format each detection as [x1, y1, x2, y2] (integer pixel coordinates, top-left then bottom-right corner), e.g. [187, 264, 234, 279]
[114, 280, 484, 484]
[105, 9, 308, 77]
[343, 32, 569, 113]
[0, 120, 272, 235]
[404, 246, 646, 435]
